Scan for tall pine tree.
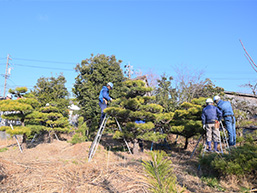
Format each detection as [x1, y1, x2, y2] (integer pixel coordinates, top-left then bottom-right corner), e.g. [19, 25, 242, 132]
[73, 54, 126, 133]
[31, 74, 70, 117]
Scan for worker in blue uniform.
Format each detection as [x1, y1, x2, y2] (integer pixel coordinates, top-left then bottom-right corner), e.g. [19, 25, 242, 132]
[99, 82, 113, 122]
[201, 98, 222, 152]
[213, 95, 236, 147]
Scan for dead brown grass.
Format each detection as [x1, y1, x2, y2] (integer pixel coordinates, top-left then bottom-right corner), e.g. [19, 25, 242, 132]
[0, 134, 255, 193]
[0, 139, 151, 193]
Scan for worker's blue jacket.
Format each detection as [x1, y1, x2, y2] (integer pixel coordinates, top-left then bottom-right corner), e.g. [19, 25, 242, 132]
[99, 86, 111, 103]
[201, 105, 222, 125]
[216, 100, 234, 116]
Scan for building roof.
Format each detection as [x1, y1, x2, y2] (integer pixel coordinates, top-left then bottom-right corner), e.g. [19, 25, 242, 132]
[224, 91, 257, 99]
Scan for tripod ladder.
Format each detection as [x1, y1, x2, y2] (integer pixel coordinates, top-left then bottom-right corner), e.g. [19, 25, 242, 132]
[88, 115, 132, 162]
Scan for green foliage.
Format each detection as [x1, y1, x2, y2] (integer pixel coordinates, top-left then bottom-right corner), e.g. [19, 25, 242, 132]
[0, 99, 33, 112]
[200, 176, 226, 191]
[155, 112, 174, 123]
[140, 104, 164, 113]
[5, 126, 31, 136]
[9, 87, 28, 98]
[27, 125, 47, 134]
[200, 140, 257, 178]
[31, 74, 69, 117]
[73, 53, 126, 132]
[0, 91, 40, 141]
[142, 150, 184, 193]
[34, 105, 71, 134]
[234, 109, 256, 128]
[69, 117, 89, 144]
[164, 98, 204, 149]
[104, 80, 166, 149]
[212, 143, 257, 176]
[154, 75, 178, 112]
[0, 147, 8, 152]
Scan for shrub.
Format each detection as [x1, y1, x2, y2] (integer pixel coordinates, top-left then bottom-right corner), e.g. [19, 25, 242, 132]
[199, 138, 257, 178]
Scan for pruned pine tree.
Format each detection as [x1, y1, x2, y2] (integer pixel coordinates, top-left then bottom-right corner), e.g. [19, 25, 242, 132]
[9, 87, 28, 98]
[164, 97, 206, 149]
[0, 90, 39, 148]
[104, 80, 165, 154]
[73, 54, 126, 132]
[155, 75, 178, 112]
[27, 104, 71, 142]
[31, 74, 70, 117]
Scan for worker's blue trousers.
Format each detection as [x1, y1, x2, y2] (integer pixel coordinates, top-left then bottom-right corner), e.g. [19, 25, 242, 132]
[224, 116, 236, 146]
[99, 101, 107, 122]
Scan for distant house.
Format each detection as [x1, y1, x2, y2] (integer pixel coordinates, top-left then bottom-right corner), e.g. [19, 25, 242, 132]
[132, 75, 151, 96]
[132, 75, 150, 87]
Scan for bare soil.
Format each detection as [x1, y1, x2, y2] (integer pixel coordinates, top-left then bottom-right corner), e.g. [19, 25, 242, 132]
[0, 134, 253, 193]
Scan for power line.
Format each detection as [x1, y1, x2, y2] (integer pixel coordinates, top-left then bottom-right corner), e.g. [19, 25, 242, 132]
[13, 63, 74, 71]
[12, 57, 77, 65]
[211, 78, 256, 80]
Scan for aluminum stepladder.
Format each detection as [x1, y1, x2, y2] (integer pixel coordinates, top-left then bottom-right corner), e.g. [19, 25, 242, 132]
[202, 121, 230, 157]
[190, 121, 230, 158]
[88, 115, 132, 162]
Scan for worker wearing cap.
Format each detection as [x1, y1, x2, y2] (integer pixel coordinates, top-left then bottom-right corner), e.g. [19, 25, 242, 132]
[213, 96, 236, 147]
[99, 82, 113, 122]
[6, 94, 12, 100]
[201, 98, 222, 152]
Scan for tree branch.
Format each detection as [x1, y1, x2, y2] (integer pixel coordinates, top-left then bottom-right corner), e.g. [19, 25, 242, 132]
[239, 39, 257, 72]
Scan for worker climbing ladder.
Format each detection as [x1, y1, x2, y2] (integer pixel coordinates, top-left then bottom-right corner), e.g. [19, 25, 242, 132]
[88, 115, 132, 162]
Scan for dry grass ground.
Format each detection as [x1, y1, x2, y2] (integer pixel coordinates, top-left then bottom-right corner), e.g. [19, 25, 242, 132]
[0, 134, 254, 193]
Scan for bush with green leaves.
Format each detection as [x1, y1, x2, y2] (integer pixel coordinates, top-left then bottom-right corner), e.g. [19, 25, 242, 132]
[142, 150, 185, 193]
[199, 136, 257, 179]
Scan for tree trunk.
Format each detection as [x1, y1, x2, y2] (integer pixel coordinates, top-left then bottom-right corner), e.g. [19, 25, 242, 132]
[133, 139, 140, 155]
[184, 137, 188, 149]
[21, 134, 27, 149]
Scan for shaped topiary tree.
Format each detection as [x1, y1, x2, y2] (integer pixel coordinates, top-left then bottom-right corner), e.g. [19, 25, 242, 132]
[163, 97, 206, 149]
[27, 104, 71, 142]
[0, 88, 39, 149]
[104, 79, 166, 154]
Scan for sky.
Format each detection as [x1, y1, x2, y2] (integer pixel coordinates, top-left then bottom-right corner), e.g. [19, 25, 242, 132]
[0, 0, 256, 97]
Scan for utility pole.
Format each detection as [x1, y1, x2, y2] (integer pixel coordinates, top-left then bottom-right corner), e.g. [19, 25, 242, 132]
[3, 54, 11, 97]
[124, 62, 134, 79]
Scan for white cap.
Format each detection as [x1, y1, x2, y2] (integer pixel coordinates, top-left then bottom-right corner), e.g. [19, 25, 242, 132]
[107, 82, 113, 89]
[213, 96, 220, 102]
[6, 94, 12, 99]
[206, 98, 213, 103]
